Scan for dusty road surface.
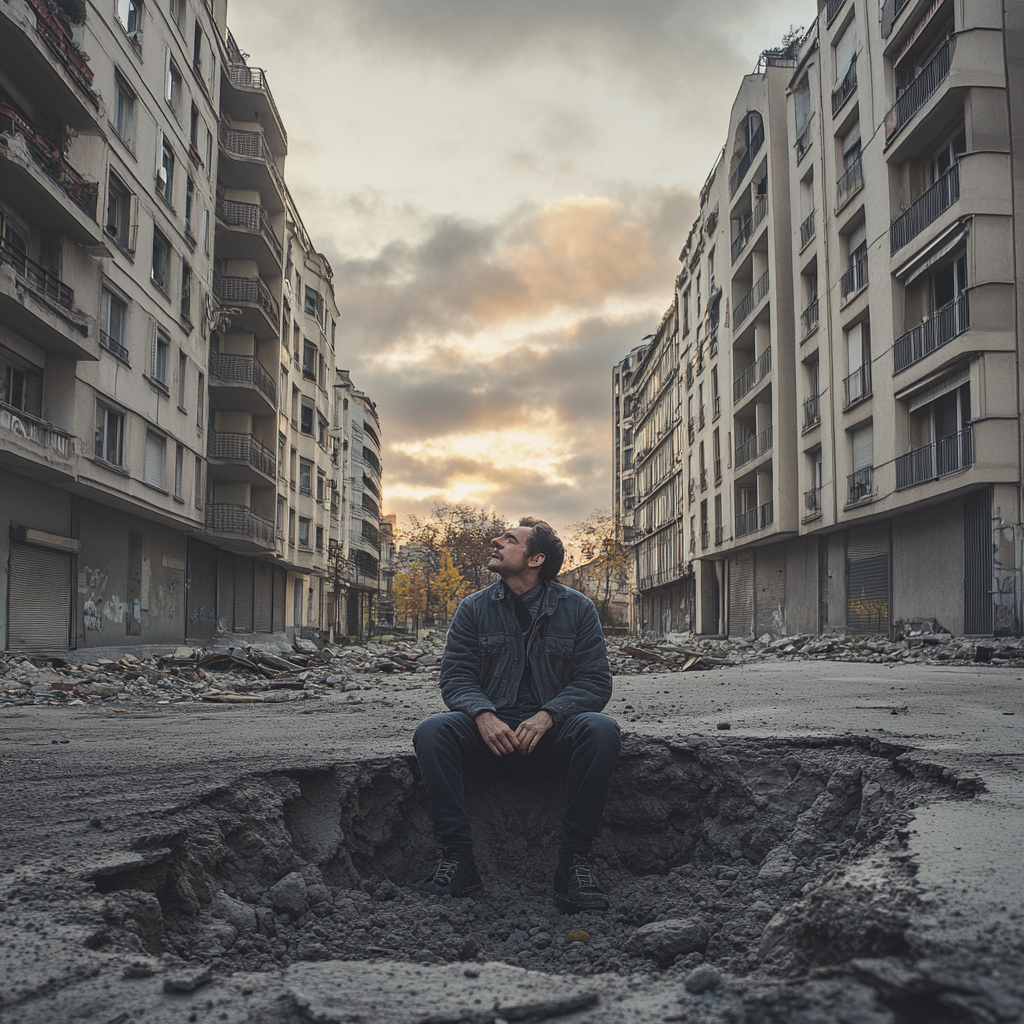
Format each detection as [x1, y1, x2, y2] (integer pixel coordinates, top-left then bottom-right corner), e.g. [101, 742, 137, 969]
[2, 659, 1022, 1023]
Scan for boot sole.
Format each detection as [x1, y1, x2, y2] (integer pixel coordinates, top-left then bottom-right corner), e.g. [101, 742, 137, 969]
[418, 881, 484, 898]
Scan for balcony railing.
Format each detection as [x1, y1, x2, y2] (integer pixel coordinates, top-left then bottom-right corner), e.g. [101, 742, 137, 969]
[0, 105, 98, 219]
[216, 195, 283, 264]
[832, 58, 857, 117]
[208, 430, 276, 478]
[847, 467, 874, 504]
[825, 0, 849, 25]
[803, 393, 821, 430]
[804, 486, 822, 518]
[226, 63, 287, 146]
[896, 427, 973, 489]
[700, 468, 708, 491]
[701, 530, 710, 550]
[889, 162, 959, 254]
[735, 270, 770, 327]
[843, 363, 872, 408]
[885, 36, 954, 143]
[714, 457, 722, 482]
[735, 425, 773, 468]
[736, 500, 774, 538]
[208, 351, 278, 406]
[730, 195, 768, 263]
[205, 503, 276, 547]
[729, 123, 765, 197]
[893, 293, 970, 373]
[99, 330, 129, 361]
[715, 525, 724, 545]
[0, 234, 73, 308]
[1, 402, 73, 459]
[25, 0, 97, 95]
[800, 209, 815, 249]
[218, 120, 286, 198]
[796, 122, 813, 162]
[213, 272, 280, 326]
[733, 347, 771, 403]
[836, 154, 863, 211]
[840, 243, 868, 301]
[687, 479, 696, 505]
[712, 395, 721, 420]
[800, 297, 819, 338]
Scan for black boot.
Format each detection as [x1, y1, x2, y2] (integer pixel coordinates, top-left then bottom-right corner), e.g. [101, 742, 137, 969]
[553, 852, 609, 913]
[417, 847, 483, 897]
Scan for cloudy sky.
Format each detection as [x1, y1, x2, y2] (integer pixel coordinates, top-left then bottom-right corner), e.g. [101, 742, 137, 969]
[229, 0, 808, 536]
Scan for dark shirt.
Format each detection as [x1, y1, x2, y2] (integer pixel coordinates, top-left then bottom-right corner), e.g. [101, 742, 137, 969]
[506, 582, 544, 718]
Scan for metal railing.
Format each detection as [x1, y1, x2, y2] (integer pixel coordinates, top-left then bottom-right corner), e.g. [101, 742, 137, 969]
[213, 272, 280, 326]
[0, 105, 98, 219]
[803, 393, 821, 430]
[736, 500, 774, 537]
[825, 0, 849, 25]
[801, 297, 819, 338]
[700, 468, 708, 491]
[25, 0, 97, 93]
[800, 209, 815, 249]
[804, 486, 822, 517]
[843, 363, 872, 407]
[832, 58, 857, 116]
[893, 293, 970, 373]
[730, 195, 768, 264]
[0, 402, 73, 459]
[796, 122, 813, 162]
[715, 525, 724, 545]
[227, 63, 287, 146]
[840, 243, 868, 301]
[733, 347, 771, 403]
[100, 330, 129, 361]
[218, 120, 286, 199]
[208, 351, 278, 405]
[701, 530, 710, 550]
[735, 425, 773, 468]
[889, 162, 959, 254]
[712, 395, 721, 420]
[847, 467, 874, 504]
[0, 235, 74, 308]
[205, 503, 276, 546]
[729, 123, 765, 197]
[207, 430, 276, 477]
[836, 154, 863, 210]
[885, 36, 954, 143]
[698, 406, 706, 429]
[735, 270, 770, 327]
[896, 427, 973, 490]
[216, 195, 283, 264]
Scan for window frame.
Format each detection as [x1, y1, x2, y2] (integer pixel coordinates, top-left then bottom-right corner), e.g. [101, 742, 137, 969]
[94, 402, 125, 467]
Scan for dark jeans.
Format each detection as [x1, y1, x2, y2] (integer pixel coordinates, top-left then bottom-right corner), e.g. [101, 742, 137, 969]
[413, 711, 621, 853]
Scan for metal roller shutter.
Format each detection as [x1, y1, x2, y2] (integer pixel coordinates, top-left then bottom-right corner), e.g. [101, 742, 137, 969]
[755, 546, 787, 637]
[728, 551, 754, 638]
[186, 539, 217, 639]
[234, 556, 254, 632]
[217, 548, 234, 632]
[253, 560, 273, 632]
[846, 523, 890, 635]
[8, 543, 72, 652]
[272, 567, 286, 632]
[963, 487, 992, 634]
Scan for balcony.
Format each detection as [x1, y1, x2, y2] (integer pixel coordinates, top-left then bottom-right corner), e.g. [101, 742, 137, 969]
[800, 297, 819, 338]
[840, 243, 868, 302]
[800, 209, 815, 250]
[217, 121, 285, 211]
[803, 393, 821, 430]
[729, 123, 765, 197]
[205, 503, 276, 550]
[889, 163, 959, 254]
[832, 58, 857, 117]
[0, 104, 102, 247]
[0, 401, 75, 476]
[698, 405, 706, 430]
[213, 272, 280, 338]
[215, 195, 282, 274]
[796, 122, 813, 163]
[885, 35, 953, 144]
[893, 293, 969, 373]
[733, 347, 771, 403]
[896, 427, 973, 490]
[847, 467, 875, 505]
[735, 425, 773, 468]
[731, 195, 768, 264]
[736, 500, 774, 538]
[207, 429, 276, 483]
[208, 351, 277, 416]
[836, 155, 863, 212]
[222, 44, 287, 155]
[803, 486, 822, 520]
[735, 270, 770, 328]
[687, 418, 695, 445]
[843, 363, 872, 408]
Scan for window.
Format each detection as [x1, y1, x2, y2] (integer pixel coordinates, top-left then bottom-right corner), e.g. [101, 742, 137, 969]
[795, 77, 812, 155]
[196, 371, 204, 429]
[2, 352, 41, 415]
[194, 455, 203, 507]
[202, 208, 210, 253]
[204, 125, 212, 175]
[193, 23, 204, 73]
[833, 19, 857, 84]
[144, 430, 166, 488]
[116, 0, 142, 38]
[316, 469, 325, 502]
[101, 288, 129, 359]
[152, 326, 170, 387]
[158, 137, 175, 203]
[849, 423, 873, 502]
[170, 0, 185, 30]
[151, 228, 171, 292]
[930, 129, 966, 186]
[298, 516, 311, 549]
[304, 286, 318, 317]
[316, 415, 327, 447]
[844, 321, 871, 406]
[164, 51, 183, 118]
[288, 509, 296, 546]
[300, 396, 314, 435]
[94, 404, 125, 466]
[174, 443, 184, 498]
[180, 259, 191, 321]
[184, 177, 194, 236]
[289, 446, 297, 486]
[302, 339, 317, 379]
[299, 459, 312, 494]
[113, 75, 136, 147]
[177, 351, 187, 408]
[276, 496, 286, 537]
[105, 172, 136, 252]
[315, 525, 324, 552]
[278, 434, 285, 478]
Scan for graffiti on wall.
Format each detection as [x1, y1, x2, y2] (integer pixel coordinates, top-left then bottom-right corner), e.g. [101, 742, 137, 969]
[80, 566, 129, 631]
[992, 518, 1020, 634]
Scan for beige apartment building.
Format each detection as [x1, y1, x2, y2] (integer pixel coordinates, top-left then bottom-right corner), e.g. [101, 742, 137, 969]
[620, 0, 1023, 638]
[0, 0, 383, 651]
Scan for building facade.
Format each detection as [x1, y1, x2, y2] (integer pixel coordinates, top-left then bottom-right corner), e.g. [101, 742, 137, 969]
[0, 0, 383, 651]
[617, 0, 1023, 637]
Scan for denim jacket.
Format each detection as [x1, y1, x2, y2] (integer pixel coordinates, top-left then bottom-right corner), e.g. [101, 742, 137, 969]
[439, 580, 612, 723]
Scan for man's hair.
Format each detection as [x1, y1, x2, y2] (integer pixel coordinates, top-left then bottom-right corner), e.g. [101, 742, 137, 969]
[519, 517, 565, 581]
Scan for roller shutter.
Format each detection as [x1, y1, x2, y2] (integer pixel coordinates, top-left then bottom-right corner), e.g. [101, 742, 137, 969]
[253, 560, 273, 632]
[217, 548, 234, 632]
[186, 539, 217, 639]
[234, 556, 254, 632]
[846, 523, 890, 635]
[272, 567, 286, 632]
[8, 543, 72, 652]
[755, 545, 787, 637]
[728, 551, 754, 638]
[964, 487, 993, 634]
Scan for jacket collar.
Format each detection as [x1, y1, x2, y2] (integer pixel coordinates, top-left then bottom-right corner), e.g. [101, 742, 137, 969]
[488, 578, 565, 615]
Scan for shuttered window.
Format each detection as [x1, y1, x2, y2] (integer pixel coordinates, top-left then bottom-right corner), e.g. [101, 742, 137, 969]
[8, 543, 72, 652]
[852, 424, 873, 471]
[144, 431, 166, 488]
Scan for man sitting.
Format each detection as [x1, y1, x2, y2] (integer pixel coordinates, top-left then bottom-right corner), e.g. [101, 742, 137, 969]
[413, 517, 620, 912]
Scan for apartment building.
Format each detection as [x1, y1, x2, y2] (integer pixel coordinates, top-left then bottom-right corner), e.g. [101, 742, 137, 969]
[0, 0, 383, 651]
[612, 341, 648, 544]
[618, 0, 1023, 637]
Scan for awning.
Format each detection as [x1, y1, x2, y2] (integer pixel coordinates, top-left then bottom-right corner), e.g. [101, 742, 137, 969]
[894, 222, 967, 284]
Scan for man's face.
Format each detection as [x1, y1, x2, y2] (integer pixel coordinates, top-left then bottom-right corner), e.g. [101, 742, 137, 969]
[487, 526, 543, 578]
